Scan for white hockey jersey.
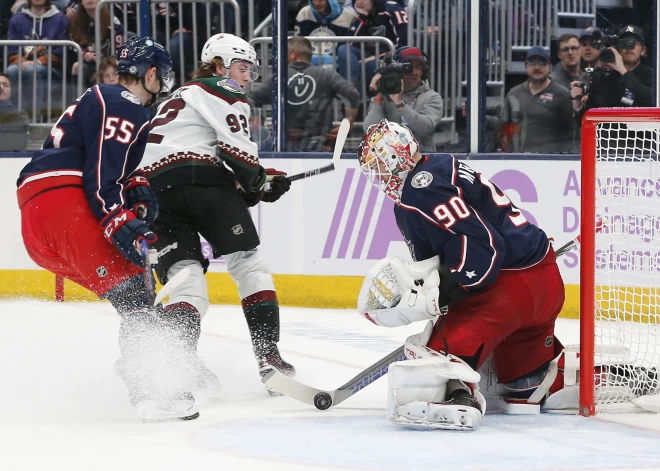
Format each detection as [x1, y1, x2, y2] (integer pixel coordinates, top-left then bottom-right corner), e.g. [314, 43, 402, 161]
[139, 77, 263, 193]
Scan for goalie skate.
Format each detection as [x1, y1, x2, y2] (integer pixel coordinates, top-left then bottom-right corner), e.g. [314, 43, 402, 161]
[391, 389, 483, 430]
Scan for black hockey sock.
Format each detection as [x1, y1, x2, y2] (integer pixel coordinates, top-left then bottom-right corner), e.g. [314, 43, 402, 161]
[103, 275, 152, 316]
[161, 302, 201, 353]
[241, 290, 279, 352]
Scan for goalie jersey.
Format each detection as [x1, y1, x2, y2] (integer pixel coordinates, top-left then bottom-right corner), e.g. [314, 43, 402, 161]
[395, 154, 550, 295]
[140, 77, 262, 194]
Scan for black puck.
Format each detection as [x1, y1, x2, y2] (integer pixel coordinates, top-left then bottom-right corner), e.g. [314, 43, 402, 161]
[314, 392, 332, 410]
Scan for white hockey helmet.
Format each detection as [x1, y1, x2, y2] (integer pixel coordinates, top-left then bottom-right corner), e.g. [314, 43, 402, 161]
[201, 33, 258, 68]
[358, 120, 419, 203]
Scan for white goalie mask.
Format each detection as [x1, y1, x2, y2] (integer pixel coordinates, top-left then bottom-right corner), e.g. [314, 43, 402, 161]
[357, 120, 419, 203]
[201, 33, 259, 80]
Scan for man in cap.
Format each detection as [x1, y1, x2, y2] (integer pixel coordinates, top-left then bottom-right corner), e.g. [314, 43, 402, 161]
[497, 46, 573, 153]
[578, 26, 602, 69]
[363, 46, 443, 152]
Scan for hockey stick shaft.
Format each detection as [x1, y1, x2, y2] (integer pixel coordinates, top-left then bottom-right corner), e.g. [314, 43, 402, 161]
[263, 230, 589, 409]
[285, 119, 351, 183]
[139, 239, 156, 305]
[553, 219, 604, 259]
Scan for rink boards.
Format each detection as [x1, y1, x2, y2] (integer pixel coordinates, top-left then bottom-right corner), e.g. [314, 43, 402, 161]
[3, 156, 660, 320]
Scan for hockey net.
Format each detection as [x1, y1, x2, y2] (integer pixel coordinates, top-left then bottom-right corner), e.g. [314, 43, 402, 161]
[580, 108, 660, 416]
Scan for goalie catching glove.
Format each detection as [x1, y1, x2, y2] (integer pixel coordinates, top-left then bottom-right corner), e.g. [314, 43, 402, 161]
[357, 256, 445, 327]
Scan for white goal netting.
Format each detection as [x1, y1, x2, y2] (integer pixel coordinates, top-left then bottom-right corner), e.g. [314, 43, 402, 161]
[593, 120, 660, 412]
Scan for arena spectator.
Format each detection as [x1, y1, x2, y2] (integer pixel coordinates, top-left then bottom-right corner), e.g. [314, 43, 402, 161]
[295, 0, 356, 67]
[249, 36, 359, 152]
[579, 27, 601, 69]
[571, 24, 653, 117]
[363, 46, 442, 152]
[497, 47, 573, 153]
[94, 55, 117, 84]
[342, 0, 408, 12]
[7, 0, 68, 113]
[337, 0, 408, 93]
[550, 33, 581, 91]
[68, 0, 123, 86]
[0, 73, 29, 151]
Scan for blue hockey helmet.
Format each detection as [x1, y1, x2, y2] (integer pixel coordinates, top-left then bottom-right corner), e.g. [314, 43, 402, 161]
[116, 36, 174, 93]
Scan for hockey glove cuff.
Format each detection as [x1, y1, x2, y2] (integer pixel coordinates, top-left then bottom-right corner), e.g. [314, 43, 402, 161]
[101, 208, 157, 266]
[261, 168, 291, 203]
[124, 170, 159, 223]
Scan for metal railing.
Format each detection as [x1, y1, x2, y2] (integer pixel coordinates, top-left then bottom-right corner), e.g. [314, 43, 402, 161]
[250, 36, 395, 119]
[96, 0, 240, 86]
[0, 40, 84, 125]
[409, 0, 467, 143]
[95, 0, 138, 72]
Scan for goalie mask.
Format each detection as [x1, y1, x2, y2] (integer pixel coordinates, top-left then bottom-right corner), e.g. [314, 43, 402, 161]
[357, 120, 419, 203]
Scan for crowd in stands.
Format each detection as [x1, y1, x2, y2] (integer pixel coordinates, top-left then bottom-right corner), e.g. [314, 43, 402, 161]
[0, 0, 655, 154]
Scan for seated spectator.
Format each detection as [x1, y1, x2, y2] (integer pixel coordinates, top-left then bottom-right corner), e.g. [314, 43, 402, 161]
[579, 27, 601, 70]
[0, 73, 29, 151]
[249, 37, 360, 152]
[342, 0, 408, 12]
[93, 55, 117, 85]
[295, 0, 356, 67]
[550, 33, 581, 91]
[497, 47, 573, 153]
[363, 46, 442, 152]
[6, 0, 68, 112]
[68, 0, 123, 86]
[337, 0, 408, 92]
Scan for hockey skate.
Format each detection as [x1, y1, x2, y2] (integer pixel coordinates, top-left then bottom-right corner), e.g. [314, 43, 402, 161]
[255, 343, 296, 396]
[115, 357, 200, 422]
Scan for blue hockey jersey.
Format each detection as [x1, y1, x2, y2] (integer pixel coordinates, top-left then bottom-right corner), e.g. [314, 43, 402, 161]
[395, 155, 550, 298]
[349, 0, 408, 54]
[17, 84, 151, 221]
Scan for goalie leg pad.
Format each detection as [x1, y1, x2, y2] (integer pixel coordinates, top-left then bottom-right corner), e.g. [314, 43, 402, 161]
[387, 355, 486, 430]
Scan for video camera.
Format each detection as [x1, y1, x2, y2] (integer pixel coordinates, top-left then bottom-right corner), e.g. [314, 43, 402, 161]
[372, 55, 413, 95]
[591, 30, 637, 65]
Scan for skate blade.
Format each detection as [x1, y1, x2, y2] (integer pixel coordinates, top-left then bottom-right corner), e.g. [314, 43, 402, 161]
[136, 399, 199, 422]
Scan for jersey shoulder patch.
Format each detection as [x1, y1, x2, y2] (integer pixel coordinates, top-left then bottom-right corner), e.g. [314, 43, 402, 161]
[411, 171, 433, 188]
[120, 90, 141, 105]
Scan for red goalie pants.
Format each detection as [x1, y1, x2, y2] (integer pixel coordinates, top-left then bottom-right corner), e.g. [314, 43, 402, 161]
[18, 183, 142, 297]
[427, 247, 565, 384]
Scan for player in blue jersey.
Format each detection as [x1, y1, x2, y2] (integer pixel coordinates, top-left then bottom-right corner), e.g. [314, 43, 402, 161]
[16, 37, 203, 421]
[355, 120, 566, 430]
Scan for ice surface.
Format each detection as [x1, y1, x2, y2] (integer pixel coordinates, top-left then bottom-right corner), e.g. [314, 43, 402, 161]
[1, 300, 659, 471]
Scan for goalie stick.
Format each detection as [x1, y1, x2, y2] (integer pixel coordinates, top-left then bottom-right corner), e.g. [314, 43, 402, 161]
[263, 232, 587, 410]
[287, 118, 350, 182]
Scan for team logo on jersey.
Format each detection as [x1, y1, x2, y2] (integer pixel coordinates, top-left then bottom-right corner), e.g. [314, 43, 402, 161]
[545, 336, 553, 347]
[121, 90, 141, 105]
[96, 266, 108, 278]
[220, 80, 244, 94]
[232, 224, 244, 235]
[411, 171, 433, 188]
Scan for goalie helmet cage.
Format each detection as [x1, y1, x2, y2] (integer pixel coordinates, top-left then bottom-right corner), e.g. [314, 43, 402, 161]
[580, 108, 660, 416]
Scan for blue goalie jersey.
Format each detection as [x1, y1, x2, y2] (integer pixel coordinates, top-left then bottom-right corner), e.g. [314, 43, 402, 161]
[17, 84, 151, 221]
[395, 154, 550, 294]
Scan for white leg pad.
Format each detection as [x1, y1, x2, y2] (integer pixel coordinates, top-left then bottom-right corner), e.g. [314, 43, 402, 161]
[223, 249, 275, 299]
[166, 260, 209, 317]
[387, 356, 485, 430]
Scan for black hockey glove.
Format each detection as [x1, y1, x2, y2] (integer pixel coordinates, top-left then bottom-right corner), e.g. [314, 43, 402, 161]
[261, 168, 291, 203]
[124, 170, 159, 223]
[101, 207, 157, 266]
[241, 188, 265, 207]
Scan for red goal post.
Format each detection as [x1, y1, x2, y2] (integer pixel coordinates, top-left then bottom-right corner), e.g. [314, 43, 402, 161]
[580, 108, 660, 416]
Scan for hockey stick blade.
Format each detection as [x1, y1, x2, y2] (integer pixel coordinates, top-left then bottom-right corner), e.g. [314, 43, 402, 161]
[263, 230, 587, 410]
[262, 346, 406, 410]
[287, 118, 351, 182]
[154, 267, 191, 306]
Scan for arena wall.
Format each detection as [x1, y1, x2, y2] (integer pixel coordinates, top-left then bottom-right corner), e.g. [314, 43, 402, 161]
[2, 155, 584, 318]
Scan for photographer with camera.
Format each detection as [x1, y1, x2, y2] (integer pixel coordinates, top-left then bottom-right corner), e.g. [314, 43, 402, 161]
[571, 25, 653, 120]
[363, 47, 443, 152]
[579, 27, 602, 70]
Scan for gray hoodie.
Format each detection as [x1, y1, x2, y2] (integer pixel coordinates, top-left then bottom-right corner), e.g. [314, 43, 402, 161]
[363, 82, 443, 152]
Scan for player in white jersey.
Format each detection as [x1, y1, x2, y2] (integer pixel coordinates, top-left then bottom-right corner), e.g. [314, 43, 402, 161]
[139, 34, 295, 392]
